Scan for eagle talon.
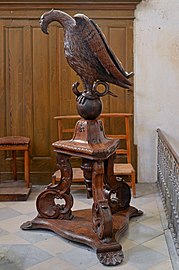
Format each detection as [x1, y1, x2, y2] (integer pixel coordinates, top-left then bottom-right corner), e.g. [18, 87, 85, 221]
[72, 82, 81, 97]
[93, 81, 117, 97]
[77, 95, 86, 104]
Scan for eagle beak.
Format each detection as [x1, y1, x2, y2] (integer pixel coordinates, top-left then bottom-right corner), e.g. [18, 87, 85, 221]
[39, 16, 49, 34]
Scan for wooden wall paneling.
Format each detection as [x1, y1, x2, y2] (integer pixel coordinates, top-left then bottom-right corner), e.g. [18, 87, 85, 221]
[23, 25, 33, 141]
[125, 20, 134, 113]
[1, 21, 30, 178]
[31, 24, 55, 181]
[105, 19, 134, 162]
[5, 25, 25, 176]
[109, 25, 127, 113]
[32, 26, 50, 157]
[49, 25, 61, 172]
[0, 21, 32, 178]
[6, 26, 23, 136]
[49, 25, 60, 144]
[0, 21, 8, 176]
[123, 20, 135, 165]
[0, 23, 5, 138]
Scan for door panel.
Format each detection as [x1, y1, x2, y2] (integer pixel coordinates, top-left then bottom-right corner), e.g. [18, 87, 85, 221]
[0, 21, 60, 182]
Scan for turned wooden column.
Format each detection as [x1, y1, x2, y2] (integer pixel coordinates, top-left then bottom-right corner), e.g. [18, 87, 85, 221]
[81, 158, 93, 198]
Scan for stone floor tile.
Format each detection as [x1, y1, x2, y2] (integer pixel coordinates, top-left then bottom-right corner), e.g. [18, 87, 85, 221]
[0, 233, 29, 245]
[119, 237, 139, 251]
[7, 201, 36, 214]
[72, 199, 91, 211]
[0, 227, 9, 237]
[142, 234, 170, 257]
[138, 201, 160, 215]
[75, 197, 93, 206]
[135, 184, 156, 197]
[138, 215, 164, 231]
[0, 214, 32, 233]
[28, 186, 45, 198]
[1, 201, 17, 206]
[0, 251, 23, 270]
[131, 194, 156, 208]
[125, 222, 163, 244]
[16, 229, 55, 244]
[25, 256, 78, 270]
[0, 207, 21, 221]
[0, 244, 52, 269]
[58, 245, 98, 270]
[124, 244, 167, 270]
[88, 261, 139, 270]
[0, 202, 6, 208]
[148, 259, 173, 270]
[34, 236, 73, 255]
[129, 211, 155, 224]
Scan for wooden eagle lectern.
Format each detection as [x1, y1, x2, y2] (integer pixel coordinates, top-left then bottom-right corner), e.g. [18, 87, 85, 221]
[21, 10, 143, 266]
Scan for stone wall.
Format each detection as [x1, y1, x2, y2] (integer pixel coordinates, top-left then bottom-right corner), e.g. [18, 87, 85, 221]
[134, 0, 179, 182]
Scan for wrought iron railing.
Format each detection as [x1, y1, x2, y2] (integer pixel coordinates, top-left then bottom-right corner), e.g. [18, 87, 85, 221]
[157, 128, 179, 255]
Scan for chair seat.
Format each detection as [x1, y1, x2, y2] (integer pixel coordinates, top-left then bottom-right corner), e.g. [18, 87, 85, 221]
[55, 165, 135, 179]
[0, 136, 30, 146]
[0, 136, 31, 200]
[114, 163, 135, 175]
[54, 168, 83, 181]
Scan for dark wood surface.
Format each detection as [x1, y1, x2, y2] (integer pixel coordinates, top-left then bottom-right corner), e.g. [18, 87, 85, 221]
[22, 206, 142, 265]
[53, 119, 120, 159]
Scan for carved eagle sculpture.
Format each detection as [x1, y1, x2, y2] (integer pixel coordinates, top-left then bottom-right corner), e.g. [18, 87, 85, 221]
[40, 9, 133, 96]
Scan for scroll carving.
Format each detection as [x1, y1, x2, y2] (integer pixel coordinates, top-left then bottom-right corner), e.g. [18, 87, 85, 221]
[92, 160, 113, 242]
[104, 154, 131, 214]
[36, 154, 73, 219]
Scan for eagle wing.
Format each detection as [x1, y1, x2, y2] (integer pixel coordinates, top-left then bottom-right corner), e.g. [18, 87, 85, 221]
[74, 13, 133, 88]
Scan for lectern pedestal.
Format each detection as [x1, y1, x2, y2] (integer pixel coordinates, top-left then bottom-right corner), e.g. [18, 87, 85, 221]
[21, 119, 142, 266]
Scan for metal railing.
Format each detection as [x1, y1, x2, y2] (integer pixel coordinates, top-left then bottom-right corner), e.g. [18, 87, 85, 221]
[157, 128, 179, 254]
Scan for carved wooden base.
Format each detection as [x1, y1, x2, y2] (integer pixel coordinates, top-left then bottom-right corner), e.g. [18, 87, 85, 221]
[21, 119, 143, 266]
[21, 206, 142, 266]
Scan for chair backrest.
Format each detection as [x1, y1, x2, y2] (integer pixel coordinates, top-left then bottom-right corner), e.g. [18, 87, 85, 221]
[54, 115, 80, 140]
[54, 113, 133, 163]
[99, 113, 133, 163]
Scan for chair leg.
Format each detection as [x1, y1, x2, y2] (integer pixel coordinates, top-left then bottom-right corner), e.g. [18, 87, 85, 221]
[52, 174, 56, 185]
[12, 150, 17, 181]
[131, 170, 136, 198]
[24, 149, 30, 188]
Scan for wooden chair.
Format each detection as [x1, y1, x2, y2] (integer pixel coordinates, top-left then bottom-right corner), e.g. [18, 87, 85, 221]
[53, 113, 136, 197]
[0, 136, 31, 200]
[100, 113, 136, 197]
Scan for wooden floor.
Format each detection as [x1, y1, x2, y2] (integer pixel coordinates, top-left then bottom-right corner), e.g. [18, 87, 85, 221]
[0, 180, 31, 201]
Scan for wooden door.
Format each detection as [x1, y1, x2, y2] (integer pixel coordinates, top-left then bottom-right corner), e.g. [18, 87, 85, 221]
[0, 19, 61, 183]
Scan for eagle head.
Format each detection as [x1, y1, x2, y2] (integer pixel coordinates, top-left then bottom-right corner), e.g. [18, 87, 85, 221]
[40, 9, 54, 34]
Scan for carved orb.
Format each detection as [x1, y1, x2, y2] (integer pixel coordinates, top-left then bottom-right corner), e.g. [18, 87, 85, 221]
[76, 93, 102, 120]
